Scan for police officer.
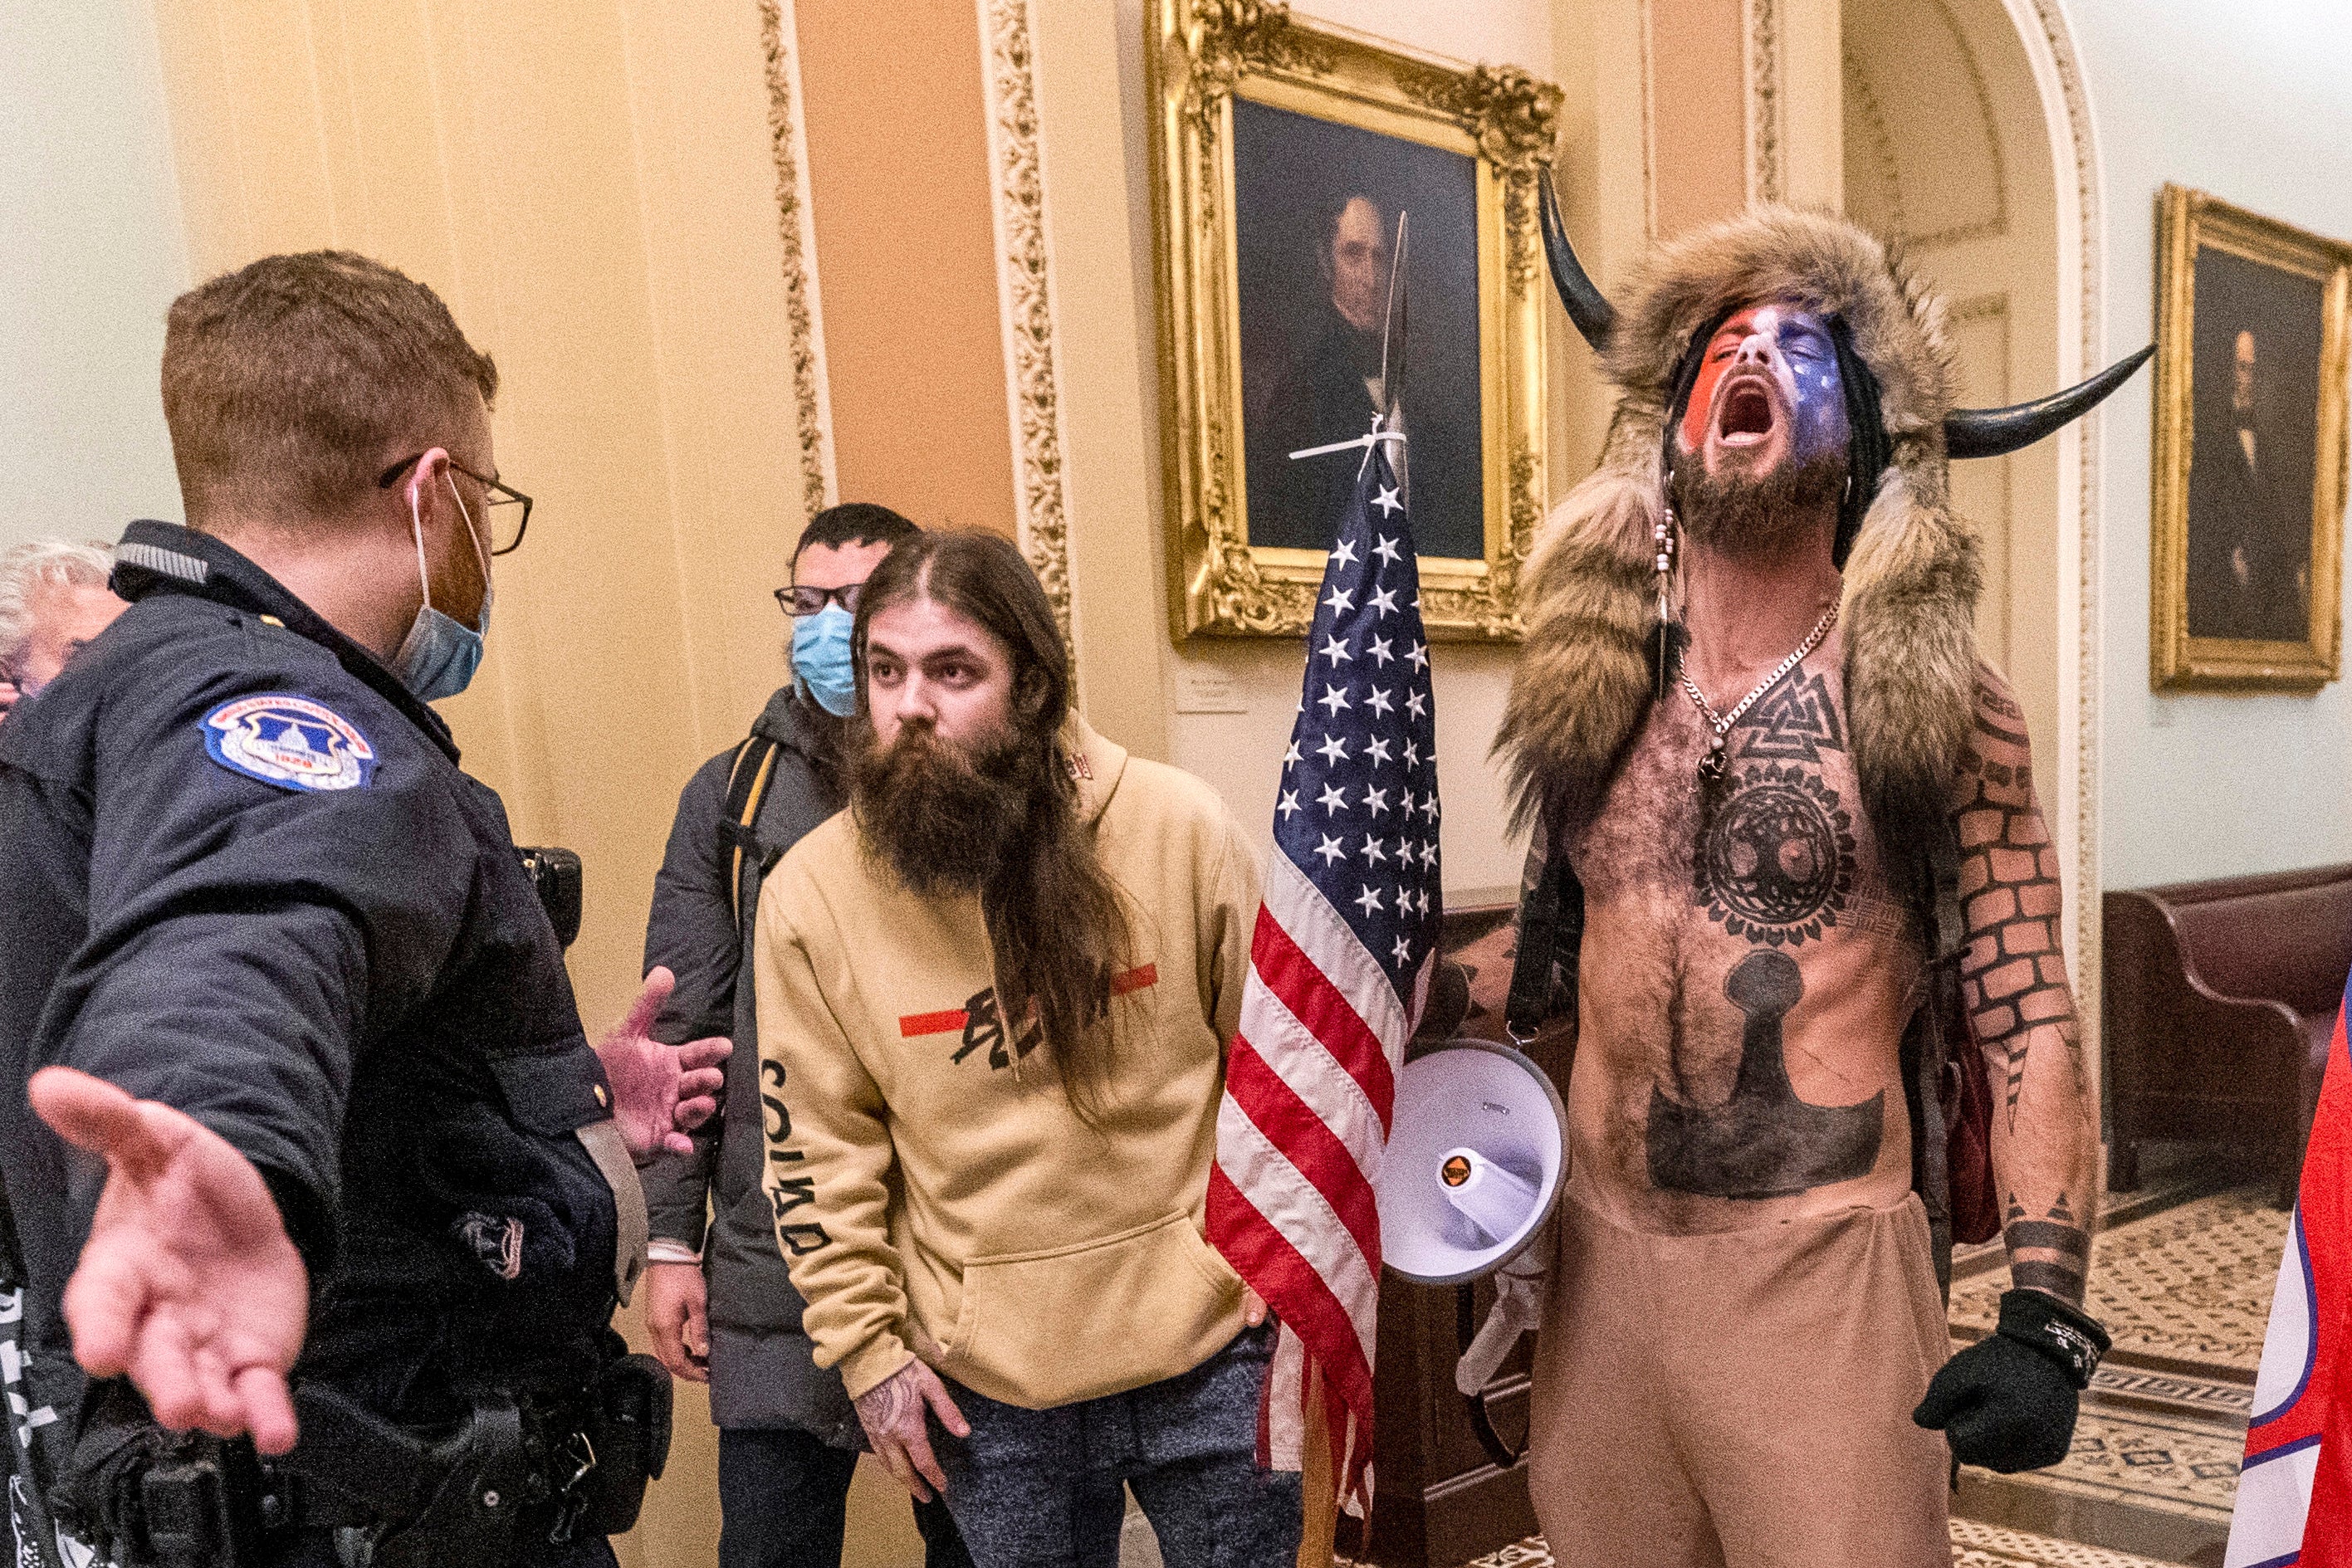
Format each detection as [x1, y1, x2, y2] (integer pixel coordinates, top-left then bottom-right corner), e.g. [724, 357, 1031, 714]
[0, 250, 726, 1568]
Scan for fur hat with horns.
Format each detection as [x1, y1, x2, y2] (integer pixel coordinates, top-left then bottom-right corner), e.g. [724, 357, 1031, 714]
[1496, 188, 2148, 857]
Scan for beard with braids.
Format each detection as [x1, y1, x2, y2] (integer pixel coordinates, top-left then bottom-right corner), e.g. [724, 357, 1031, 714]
[1672, 447, 1847, 557]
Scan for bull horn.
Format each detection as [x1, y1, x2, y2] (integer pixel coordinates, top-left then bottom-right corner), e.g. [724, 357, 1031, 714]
[1538, 166, 1615, 352]
[1944, 345, 2154, 458]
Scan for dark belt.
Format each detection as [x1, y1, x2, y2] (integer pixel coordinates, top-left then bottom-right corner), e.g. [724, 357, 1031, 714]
[56, 1358, 670, 1568]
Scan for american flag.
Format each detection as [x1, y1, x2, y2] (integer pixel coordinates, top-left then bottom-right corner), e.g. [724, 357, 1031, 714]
[1207, 429, 1441, 1513]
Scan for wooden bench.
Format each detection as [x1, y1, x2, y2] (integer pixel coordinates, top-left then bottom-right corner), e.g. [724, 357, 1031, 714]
[2103, 862, 2352, 1207]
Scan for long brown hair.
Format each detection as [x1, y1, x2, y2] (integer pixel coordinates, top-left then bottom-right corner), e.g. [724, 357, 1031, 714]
[853, 531, 1137, 1121]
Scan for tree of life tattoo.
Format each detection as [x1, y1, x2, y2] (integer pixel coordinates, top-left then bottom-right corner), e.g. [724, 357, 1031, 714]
[1693, 761, 1857, 946]
[1953, 681, 2080, 1133]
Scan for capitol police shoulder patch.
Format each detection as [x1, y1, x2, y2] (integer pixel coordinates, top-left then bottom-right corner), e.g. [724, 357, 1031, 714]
[200, 695, 377, 793]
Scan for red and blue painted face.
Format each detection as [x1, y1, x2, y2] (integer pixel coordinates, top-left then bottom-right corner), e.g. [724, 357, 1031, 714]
[1675, 301, 1849, 476]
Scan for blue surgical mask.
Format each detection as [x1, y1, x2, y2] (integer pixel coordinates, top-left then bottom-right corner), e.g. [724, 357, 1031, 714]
[791, 603, 858, 716]
[394, 474, 493, 703]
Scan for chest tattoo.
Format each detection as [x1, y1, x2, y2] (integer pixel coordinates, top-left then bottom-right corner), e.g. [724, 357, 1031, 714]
[1734, 670, 1846, 762]
[1692, 761, 1857, 945]
[1646, 950, 1885, 1199]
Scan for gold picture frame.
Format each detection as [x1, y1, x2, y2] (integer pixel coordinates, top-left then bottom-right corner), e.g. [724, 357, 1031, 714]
[1146, 0, 1558, 642]
[2151, 183, 2352, 692]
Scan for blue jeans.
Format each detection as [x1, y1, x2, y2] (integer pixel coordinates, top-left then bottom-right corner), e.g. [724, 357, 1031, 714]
[719, 1425, 971, 1568]
[934, 1326, 1303, 1568]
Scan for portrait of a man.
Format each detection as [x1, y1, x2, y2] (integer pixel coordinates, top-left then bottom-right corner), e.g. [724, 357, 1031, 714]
[2184, 250, 2324, 643]
[1233, 98, 1485, 562]
[2153, 184, 2350, 691]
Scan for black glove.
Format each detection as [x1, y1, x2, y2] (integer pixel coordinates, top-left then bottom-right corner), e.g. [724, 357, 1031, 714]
[1913, 1289, 2110, 1473]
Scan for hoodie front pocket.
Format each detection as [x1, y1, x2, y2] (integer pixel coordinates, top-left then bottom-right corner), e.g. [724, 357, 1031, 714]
[951, 1210, 1243, 1409]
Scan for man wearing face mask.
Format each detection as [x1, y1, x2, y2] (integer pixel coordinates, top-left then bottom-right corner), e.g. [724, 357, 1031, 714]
[635, 502, 974, 1568]
[0, 251, 731, 1568]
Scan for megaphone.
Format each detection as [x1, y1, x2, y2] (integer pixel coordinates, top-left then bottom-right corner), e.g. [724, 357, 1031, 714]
[1379, 1038, 1567, 1284]
[1377, 1038, 1567, 1471]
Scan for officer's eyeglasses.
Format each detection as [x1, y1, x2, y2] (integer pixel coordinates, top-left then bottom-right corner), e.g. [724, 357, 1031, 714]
[375, 453, 534, 557]
[775, 584, 864, 617]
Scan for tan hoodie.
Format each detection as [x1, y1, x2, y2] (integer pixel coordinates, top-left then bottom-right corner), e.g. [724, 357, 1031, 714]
[753, 719, 1260, 1409]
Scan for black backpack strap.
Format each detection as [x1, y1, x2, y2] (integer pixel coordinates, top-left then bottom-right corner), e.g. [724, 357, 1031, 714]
[1504, 842, 1584, 1043]
[718, 735, 782, 934]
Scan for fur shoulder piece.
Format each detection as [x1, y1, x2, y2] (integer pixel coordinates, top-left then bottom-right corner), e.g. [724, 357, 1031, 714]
[1495, 203, 1981, 844]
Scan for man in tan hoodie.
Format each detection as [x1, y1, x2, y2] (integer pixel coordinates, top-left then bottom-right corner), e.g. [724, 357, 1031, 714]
[753, 530, 1298, 1568]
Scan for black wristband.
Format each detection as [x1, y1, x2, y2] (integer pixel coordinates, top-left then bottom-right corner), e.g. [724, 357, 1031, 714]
[1995, 1287, 2110, 1390]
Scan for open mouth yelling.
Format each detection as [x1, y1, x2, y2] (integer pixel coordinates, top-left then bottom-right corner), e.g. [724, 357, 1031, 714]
[1716, 378, 1777, 447]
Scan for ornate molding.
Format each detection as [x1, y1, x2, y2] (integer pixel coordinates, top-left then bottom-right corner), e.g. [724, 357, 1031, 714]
[2014, 0, 2105, 1096]
[1402, 62, 1557, 295]
[755, 0, 832, 519]
[1190, 0, 1336, 102]
[1743, 0, 1786, 204]
[1846, 0, 2012, 252]
[976, 0, 1076, 643]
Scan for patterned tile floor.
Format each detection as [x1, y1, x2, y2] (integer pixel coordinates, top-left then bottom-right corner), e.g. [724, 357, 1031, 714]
[1434, 1520, 2189, 1568]
[1947, 1175, 2283, 1566]
[1950, 1189, 2286, 1379]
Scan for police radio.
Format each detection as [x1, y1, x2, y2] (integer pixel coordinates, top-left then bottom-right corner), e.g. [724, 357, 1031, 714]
[516, 847, 583, 949]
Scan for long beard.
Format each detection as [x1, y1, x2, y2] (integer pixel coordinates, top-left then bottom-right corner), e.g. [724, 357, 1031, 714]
[1675, 450, 1846, 556]
[848, 721, 1050, 897]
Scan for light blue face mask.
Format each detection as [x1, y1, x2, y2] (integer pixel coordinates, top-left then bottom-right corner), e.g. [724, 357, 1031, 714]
[791, 602, 858, 717]
[394, 473, 493, 703]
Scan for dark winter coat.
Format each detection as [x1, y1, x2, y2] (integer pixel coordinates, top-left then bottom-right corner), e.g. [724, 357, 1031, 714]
[638, 685, 859, 1441]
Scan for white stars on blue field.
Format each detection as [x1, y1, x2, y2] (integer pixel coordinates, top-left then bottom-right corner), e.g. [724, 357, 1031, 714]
[1269, 442, 1443, 991]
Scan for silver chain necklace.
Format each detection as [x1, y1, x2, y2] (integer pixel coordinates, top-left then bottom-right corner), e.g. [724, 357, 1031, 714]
[1680, 605, 1839, 785]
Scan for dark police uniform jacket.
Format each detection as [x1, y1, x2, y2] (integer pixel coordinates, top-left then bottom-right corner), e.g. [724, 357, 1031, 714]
[0, 520, 636, 1528]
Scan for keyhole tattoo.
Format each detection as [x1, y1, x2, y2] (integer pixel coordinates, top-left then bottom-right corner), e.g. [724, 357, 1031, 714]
[1954, 681, 2081, 1131]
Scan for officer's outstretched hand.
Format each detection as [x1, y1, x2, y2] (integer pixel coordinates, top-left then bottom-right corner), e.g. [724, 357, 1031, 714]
[596, 966, 731, 1161]
[27, 1067, 306, 1455]
[853, 1356, 971, 1502]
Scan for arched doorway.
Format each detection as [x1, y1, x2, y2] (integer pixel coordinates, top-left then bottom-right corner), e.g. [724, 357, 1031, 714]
[1841, 0, 2109, 1092]
[1844, 0, 2063, 785]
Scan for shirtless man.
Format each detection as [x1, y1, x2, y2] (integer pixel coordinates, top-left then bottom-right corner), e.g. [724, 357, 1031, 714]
[1495, 200, 2145, 1566]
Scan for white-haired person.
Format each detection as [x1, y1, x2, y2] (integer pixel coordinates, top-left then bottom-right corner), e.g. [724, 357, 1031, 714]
[0, 539, 124, 721]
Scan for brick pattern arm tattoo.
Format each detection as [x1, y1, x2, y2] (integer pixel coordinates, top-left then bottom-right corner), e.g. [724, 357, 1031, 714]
[1953, 669, 2098, 1307]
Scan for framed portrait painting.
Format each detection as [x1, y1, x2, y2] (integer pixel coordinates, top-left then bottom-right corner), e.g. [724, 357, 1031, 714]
[2151, 184, 2352, 692]
[1146, 0, 1558, 641]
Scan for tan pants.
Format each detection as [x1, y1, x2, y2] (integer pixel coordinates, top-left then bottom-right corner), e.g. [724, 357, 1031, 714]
[1528, 1183, 1952, 1568]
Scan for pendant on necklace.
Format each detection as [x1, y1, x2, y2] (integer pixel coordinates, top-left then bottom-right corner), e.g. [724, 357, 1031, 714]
[1697, 730, 1729, 785]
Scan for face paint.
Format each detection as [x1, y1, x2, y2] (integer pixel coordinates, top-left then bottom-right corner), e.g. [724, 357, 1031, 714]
[1677, 302, 1848, 469]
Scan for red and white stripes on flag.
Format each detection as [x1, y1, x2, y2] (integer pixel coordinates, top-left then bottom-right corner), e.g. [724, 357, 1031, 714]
[1208, 849, 1427, 1512]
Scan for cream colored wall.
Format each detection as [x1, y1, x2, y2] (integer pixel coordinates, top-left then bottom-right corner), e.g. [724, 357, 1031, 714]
[147, 2, 825, 1561]
[2078, 0, 2352, 889]
[1, 0, 189, 550]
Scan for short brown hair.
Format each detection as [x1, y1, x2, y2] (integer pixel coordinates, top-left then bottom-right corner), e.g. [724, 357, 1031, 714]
[163, 251, 497, 526]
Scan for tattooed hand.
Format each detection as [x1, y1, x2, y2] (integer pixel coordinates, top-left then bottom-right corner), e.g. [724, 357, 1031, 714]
[853, 1357, 971, 1502]
[1953, 670, 2096, 1307]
